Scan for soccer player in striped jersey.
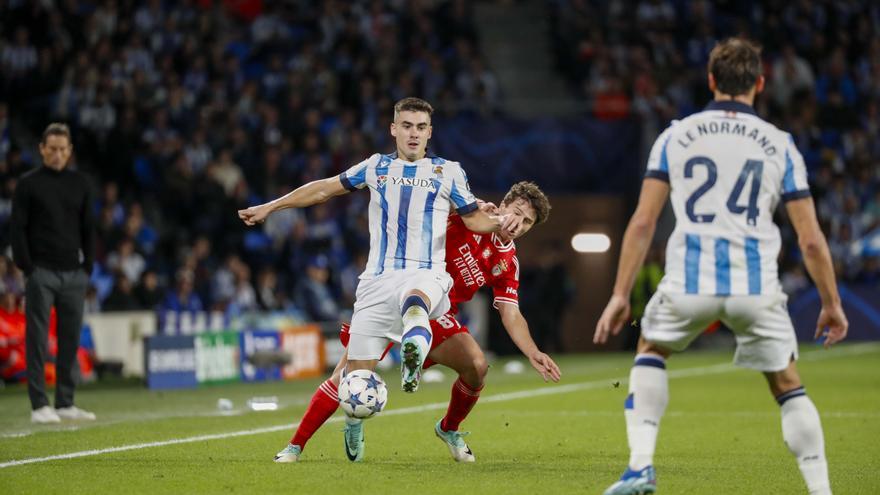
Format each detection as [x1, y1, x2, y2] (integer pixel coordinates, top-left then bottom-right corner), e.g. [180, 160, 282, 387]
[593, 38, 848, 495]
[272, 182, 561, 464]
[239, 96, 517, 455]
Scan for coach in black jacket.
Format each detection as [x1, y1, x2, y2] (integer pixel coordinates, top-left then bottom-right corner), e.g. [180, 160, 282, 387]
[11, 123, 97, 424]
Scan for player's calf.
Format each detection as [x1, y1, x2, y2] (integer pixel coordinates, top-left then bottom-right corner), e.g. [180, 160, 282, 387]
[281, 378, 339, 460]
[777, 388, 831, 495]
[766, 364, 831, 494]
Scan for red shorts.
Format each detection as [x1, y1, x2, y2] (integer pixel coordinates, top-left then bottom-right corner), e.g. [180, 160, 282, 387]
[339, 311, 470, 368]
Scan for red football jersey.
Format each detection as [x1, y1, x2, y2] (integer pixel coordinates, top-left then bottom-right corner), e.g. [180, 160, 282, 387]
[444, 215, 520, 314]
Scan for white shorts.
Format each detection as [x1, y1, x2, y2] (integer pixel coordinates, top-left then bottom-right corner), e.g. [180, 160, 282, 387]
[347, 270, 453, 360]
[641, 290, 798, 372]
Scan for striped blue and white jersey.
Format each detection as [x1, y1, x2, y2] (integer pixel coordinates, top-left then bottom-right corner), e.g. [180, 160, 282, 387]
[646, 100, 811, 296]
[340, 152, 478, 279]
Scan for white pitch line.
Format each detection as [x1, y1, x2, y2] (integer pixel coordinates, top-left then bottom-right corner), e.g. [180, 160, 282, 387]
[1, 343, 877, 469]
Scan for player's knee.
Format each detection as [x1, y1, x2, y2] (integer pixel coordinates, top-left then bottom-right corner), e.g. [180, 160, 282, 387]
[474, 354, 489, 379]
[464, 355, 489, 387]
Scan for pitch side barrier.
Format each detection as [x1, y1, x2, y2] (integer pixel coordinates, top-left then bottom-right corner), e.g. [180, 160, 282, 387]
[84, 310, 340, 389]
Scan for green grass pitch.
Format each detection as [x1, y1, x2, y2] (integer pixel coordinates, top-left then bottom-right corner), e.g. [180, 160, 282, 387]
[1, 343, 878, 494]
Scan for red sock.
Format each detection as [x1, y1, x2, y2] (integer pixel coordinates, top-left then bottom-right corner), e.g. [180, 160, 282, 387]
[290, 379, 339, 449]
[440, 377, 483, 432]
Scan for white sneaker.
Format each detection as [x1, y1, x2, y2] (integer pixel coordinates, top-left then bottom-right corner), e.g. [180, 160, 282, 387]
[31, 406, 61, 424]
[55, 406, 96, 421]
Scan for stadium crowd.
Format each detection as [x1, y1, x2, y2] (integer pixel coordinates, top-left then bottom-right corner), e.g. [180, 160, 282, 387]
[0, 0, 495, 322]
[549, 0, 880, 289]
[0, 0, 877, 329]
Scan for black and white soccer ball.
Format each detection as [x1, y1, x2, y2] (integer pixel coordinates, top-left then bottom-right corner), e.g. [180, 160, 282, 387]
[338, 369, 388, 419]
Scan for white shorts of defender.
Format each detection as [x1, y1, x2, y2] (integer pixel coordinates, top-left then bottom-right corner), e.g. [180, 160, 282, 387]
[641, 290, 798, 372]
[347, 270, 453, 360]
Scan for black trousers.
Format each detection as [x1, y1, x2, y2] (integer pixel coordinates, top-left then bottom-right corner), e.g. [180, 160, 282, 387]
[25, 267, 88, 410]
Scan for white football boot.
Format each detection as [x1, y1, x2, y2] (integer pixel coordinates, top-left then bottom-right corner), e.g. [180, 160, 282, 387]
[434, 419, 475, 463]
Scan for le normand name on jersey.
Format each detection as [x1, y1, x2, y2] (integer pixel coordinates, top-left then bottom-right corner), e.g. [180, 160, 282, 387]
[676, 119, 778, 156]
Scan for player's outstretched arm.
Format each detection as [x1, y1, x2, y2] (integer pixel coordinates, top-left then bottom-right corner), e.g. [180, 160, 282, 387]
[497, 302, 562, 382]
[785, 196, 848, 348]
[238, 176, 349, 226]
[594, 178, 670, 344]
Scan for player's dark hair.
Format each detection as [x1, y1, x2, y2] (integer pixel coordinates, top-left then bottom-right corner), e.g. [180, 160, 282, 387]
[708, 38, 763, 97]
[393, 97, 434, 120]
[502, 181, 551, 225]
[41, 122, 72, 145]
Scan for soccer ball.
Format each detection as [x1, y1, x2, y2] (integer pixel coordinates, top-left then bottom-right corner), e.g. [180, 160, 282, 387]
[338, 369, 388, 419]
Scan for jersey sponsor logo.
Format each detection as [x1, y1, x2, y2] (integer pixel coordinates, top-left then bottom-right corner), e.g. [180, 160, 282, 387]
[377, 175, 388, 188]
[505, 287, 517, 295]
[389, 176, 437, 191]
[453, 244, 486, 288]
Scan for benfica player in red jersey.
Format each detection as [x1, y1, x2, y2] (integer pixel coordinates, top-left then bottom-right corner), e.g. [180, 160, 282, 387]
[275, 182, 561, 463]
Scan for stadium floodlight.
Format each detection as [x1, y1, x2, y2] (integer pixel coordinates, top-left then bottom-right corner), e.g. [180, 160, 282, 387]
[571, 233, 611, 253]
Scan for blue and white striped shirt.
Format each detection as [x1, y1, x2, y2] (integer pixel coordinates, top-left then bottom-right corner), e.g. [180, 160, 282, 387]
[340, 152, 478, 279]
[645, 100, 811, 296]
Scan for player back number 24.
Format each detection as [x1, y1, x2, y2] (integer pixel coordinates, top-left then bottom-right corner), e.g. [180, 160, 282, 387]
[684, 156, 763, 226]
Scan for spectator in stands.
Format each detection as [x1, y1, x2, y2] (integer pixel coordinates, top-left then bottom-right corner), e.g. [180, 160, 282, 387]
[133, 269, 163, 311]
[294, 255, 338, 322]
[106, 237, 146, 285]
[84, 284, 101, 314]
[2, 27, 38, 80]
[256, 268, 285, 312]
[161, 270, 203, 313]
[103, 272, 138, 311]
[230, 262, 257, 313]
[340, 250, 367, 308]
[770, 45, 815, 108]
